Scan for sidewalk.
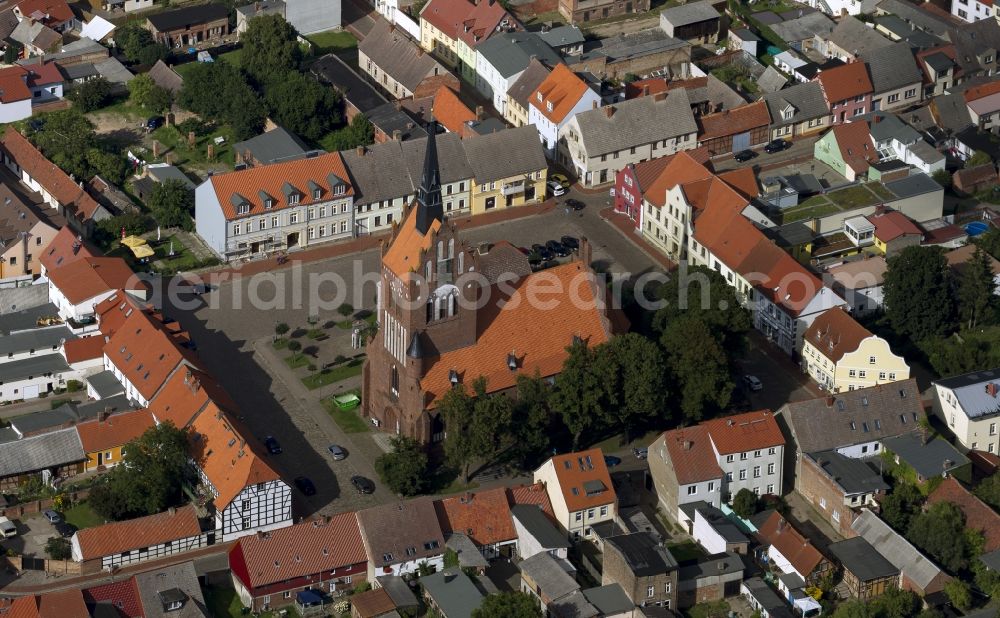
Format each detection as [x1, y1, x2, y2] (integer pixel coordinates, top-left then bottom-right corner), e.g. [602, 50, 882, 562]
[598, 206, 676, 271]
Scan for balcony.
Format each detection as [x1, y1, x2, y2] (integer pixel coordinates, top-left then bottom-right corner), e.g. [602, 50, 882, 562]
[501, 181, 526, 196]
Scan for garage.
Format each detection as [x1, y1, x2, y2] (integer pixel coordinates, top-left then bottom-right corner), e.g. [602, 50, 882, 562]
[732, 131, 751, 152]
[21, 385, 39, 399]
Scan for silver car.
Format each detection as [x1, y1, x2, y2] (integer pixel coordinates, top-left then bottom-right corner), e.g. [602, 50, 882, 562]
[328, 445, 347, 460]
[42, 509, 61, 524]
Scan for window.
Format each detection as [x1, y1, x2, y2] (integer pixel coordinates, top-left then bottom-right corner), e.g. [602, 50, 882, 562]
[767, 484, 774, 494]
[849, 369, 856, 377]
[740, 452, 748, 461]
[859, 370, 867, 378]
[575, 512, 583, 522]
[739, 469, 747, 480]
[889, 372, 896, 380]
[232, 224, 241, 236]
[283, 591, 292, 599]
[993, 424, 998, 436]
[879, 372, 886, 380]
[754, 450, 761, 458]
[600, 506, 608, 516]
[726, 472, 733, 482]
[708, 481, 715, 492]
[753, 466, 761, 478]
[753, 486, 760, 495]
[665, 582, 672, 593]
[905, 88, 917, 99]
[869, 355, 876, 364]
[687, 485, 697, 495]
[242, 516, 251, 530]
[242, 499, 250, 511]
[887, 93, 900, 103]
[648, 585, 655, 597]
[768, 447, 775, 455]
[726, 454, 734, 463]
[289, 212, 299, 224]
[767, 463, 775, 475]
[587, 508, 595, 519]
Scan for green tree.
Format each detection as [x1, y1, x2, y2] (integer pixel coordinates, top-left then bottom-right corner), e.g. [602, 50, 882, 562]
[471, 592, 543, 618]
[880, 482, 923, 531]
[439, 377, 513, 481]
[599, 333, 667, 439]
[86, 148, 129, 185]
[70, 77, 113, 112]
[241, 14, 302, 86]
[978, 227, 1000, 261]
[832, 600, 872, 618]
[653, 265, 752, 355]
[30, 109, 97, 180]
[45, 536, 72, 560]
[323, 113, 375, 151]
[732, 488, 758, 519]
[128, 73, 173, 113]
[870, 589, 920, 618]
[968, 150, 994, 168]
[148, 179, 194, 230]
[89, 422, 194, 520]
[944, 579, 972, 611]
[661, 315, 733, 422]
[177, 62, 266, 140]
[550, 339, 608, 448]
[337, 303, 354, 317]
[3, 41, 22, 64]
[93, 212, 149, 249]
[931, 169, 952, 189]
[958, 245, 997, 329]
[374, 436, 428, 496]
[439, 378, 477, 481]
[975, 472, 1000, 510]
[275, 322, 290, 336]
[510, 373, 556, 470]
[115, 23, 168, 65]
[265, 71, 340, 141]
[883, 245, 955, 340]
[907, 501, 970, 572]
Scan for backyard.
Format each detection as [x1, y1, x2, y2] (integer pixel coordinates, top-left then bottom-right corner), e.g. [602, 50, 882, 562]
[780, 182, 897, 224]
[150, 121, 237, 168]
[63, 501, 104, 530]
[203, 585, 299, 618]
[305, 30, 359, 69]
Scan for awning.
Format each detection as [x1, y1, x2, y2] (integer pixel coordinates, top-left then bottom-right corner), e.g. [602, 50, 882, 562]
[120, 235, 147, 248]
[130, 244, 155, 258]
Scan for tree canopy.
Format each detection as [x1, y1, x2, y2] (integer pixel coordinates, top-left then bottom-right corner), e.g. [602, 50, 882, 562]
[732, 488, 759, 520]
[471, 592, 543, 618]
[374, 436, 428, 496]
[148, 179, 194, 230]
[177, 62, 266, 140]
[115, 23, 168, 66]
[883, 245, 954, 341]
[323, 113, 375, 151]
[29, 110, 129, 185]
[550, 340, 609, 448]
[661, 315, 733, 422]
[265, 71, 341, 141]
[907, 501, 971, 572]
[240, 14, 303, 86]
[958, 245, 997, 329]
[879, 482, 923, 531]
[439, 377, 513, 481]
[128, 73, 173, 114]
[70, 77, 113, 112]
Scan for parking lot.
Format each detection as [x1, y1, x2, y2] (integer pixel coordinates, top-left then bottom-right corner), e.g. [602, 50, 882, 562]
[3, 512, 65, 559]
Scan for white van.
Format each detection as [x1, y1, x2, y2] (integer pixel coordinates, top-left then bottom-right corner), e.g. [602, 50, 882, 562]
[0, 516, 17, 538]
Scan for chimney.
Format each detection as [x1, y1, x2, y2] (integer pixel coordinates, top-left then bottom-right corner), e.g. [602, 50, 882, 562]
[168, 506, 176, 516]
[682, 440, 692, 450]
[604, 105, 615, 118]
[825, 395, 835, 407]
[99, 407, 111, 422]
[592, 100, 598, 110]
[392, 129, 402, 141]
[777, 517, 785, 532]
[642, 84, 649, 96]
[654, 91, 668, 102]
[356, 145, 365, 156]
[475, 105, 484, 120]
[987, 382, 998, 398]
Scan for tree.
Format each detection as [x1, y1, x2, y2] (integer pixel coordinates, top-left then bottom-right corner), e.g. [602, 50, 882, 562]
[45, 536, 72, 560]
[128, 73, 173, 113]
[70, 77, 112, 112]
[93, 212, 149, 249]
[550, 340, 609, 448]
[178, 62, 266, 140]
[958, 245, 997, 329]
[968, 150, 993, 168]
[732, 488, 759, 519]
[375, 436, 428, 496]
[3, 41, 22, 65]
[241, 14, 302, 86]
[661, 315, 733, 422]
[832, 600, 872, 618]
[30, 109, 98, 180]
[286, 339, 302, 360]
[880, 482, 923, 531]
[337, 303, 353, 317]
[86, 148, 129, 185]
[510, 374, 557, 470]
[976, 472, 1000, 511]
[870, 589, 920, 618]
[471, 592, 543, 618]
[265, 71, 340, 141]
[599, 333, 667, 439]
[89, 422, 193, 520]
[944, 579, 972, 611]
[653, 265, 752, 355]
[907, 501, 970, 572]
[883, 245, 955, 341]
[116, 23, 168, 65]
[148, 179, 194, 230]
[275, 322, 290, 336]
[439, 379, 477, 481]
[931, 169, 952, 189]
[978, 227, 1000, 261]
[439, 377, 513, 481]
[323, 113, 375, 151]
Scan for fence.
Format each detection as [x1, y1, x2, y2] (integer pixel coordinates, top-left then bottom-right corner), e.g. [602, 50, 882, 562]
[1, 489, 92, 520]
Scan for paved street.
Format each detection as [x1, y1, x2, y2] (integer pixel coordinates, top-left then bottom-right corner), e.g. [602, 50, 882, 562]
[738, 332, 823, 412]
[711, 135, 820, 173]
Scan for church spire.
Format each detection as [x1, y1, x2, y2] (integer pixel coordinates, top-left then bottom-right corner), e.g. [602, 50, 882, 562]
[415, 120, 443, 235]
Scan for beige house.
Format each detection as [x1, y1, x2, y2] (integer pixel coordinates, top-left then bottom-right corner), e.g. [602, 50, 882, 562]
[802, 307, 910, 392]
[0, 186, 61, 284]
[763, 81, 830, 141]
[464, 125, 547, 215]
[533, 448, 617, 541]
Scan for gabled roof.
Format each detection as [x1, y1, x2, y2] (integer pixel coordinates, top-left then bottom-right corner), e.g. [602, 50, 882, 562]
[659, 0, 720, 27]
[5, 589, 89, 618]
[531, 63, 592, 124]
[948, 18, 1000, 74]
[147, 59, 184, 93]
[232, 126, 310, 166]
[380, 198, 441, 280]
[817, 61, 873, 103]
[764, 81, 830, 127]
[84, 578, 144, 618]
[359, 18, 450, 92]
[207, 151, 352, 221]
[573, 90, 697, 157]
[39, 226, 93, 273]
[507, 57, 552, 109]
[770, 11, 835, 42]
[133, 560, 206, 618]
[356, 498, 446, 568]
[640, 150, 713, 207]
[74, 504, 201, 560]
[658, 424, 723, 485]
[420, 0, 515, 47]
[76, 409, 155, 454]
[803, 306, 872, 362]
[830, 121, 877, 175]
[48, 257, 140, 305]
[507, 482, 555, 516]
[883, 433, 969, 480]
[147, 366, 233, 429]
[804, 450, 889, 496]
[929, 477, 1000, 553]
[604, 532, 677, 576]
[62, 335, 105, 364]
[146, 4, 229, 31]
[827, 537, 899, 582]
[434, 486, 516, 546]
[15, 0, 73, 25]
[934, 368, 1000, 420]
[862, 40, 922, 92]
[869, 209, 921, 243]
[477, 31, 561, 79]
[0, 427, 84, 477]
[852, 509, 944, 590]
[545, 448, 616, 512]
[698, 101, 770, 141]
[704, 410, 785, 454]
[756, 510, 826, 577]
[104, 306, 197, 402]
[230, 513, 366, 589]
[827, 17, 892, 59]
[432, 86, 476, 136]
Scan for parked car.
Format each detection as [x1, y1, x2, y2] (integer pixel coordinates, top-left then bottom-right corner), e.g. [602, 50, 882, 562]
[0, 517, 16, 538]
[548, 181, 567, 197]
[145, 116, 164, 131]
[561, 236, 580, 250]
[734, 149, 756, 162]
[294, 476, 316, 496]
[264, 436, 282, 455]
[566, 198, 585, 211]
[550, 173, 570, 188]
[604, 455, 622, 467]
[42, 510, 61, 524]
[327, 445, 347, 460]
[764, 139, 790, 154]
[546, 240, 570, 257]
[55, 522, 76, 538]
[351, 476, 375, 495]
[633, 447, 648, 460]
[743, 375, 763, 391]
[531, 243, 554, 261]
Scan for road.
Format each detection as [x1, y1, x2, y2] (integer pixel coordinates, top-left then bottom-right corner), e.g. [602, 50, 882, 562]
[711, 135, 821, 173]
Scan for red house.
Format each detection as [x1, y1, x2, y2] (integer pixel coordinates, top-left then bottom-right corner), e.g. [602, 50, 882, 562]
[613, 148, 709, 228]
[816, 62, 873, 125]
[229, 513, 368, 613]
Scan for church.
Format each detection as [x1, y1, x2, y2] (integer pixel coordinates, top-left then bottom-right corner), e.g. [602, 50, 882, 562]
[361, 123, 626, 443]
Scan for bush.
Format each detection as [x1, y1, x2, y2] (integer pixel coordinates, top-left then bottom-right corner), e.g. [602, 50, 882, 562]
[732, 488, 759, 519]
[176, 117, 210, 137]
[70, 78, 113, 112]
[65, 380, 83, 393]
[337, 303, 354, 317]
[275, 322, 290, 335]
[45, 537, 71, 560]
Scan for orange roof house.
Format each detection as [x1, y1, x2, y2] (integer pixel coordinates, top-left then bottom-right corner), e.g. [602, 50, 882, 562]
[14, 0, 74, 28]
[76, 409, 155, 471]
[39, 226, 94, 274]
[72, 504, 203, 564]
[432, 85, 477, 137]
[539, 448, 616, 514]
[3, 589, 89, 618]
[803, 307, 872, 364]
[816, 62, 873, 105]
[61, 335, 106, 365]
[641, 150, 714, 207]
[434, 486, 517, 548]
[703, 410, 785, 455]
[927, 477, 1000, 552]
[530, 63, 595, 124]
[658, 425, 724, 486]
[47, 257, 142, 306]
[147, 366, 235, 429]
[829, 122, 878, 178]
[696, 100, 771, 155]
[420, 0, 516, 48]
[868, 210, 921, 244]
[755, 510, 832, 584]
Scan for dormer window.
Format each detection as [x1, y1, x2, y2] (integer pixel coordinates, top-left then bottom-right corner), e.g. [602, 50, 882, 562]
[782, 107, 794, 120]
[282, 181, 300, 205]
[313, 189, 321, 199]
[334, 184, 346, 196]
[546, 101, 553, 112]
[264, 199, 273, 209]
[536, 92, 543, 102]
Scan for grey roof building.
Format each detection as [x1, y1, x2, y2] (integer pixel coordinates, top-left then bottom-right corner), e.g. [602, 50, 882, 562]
[400, 131, 474, 186]
[86, 370, 125, 400]
[828, 536, 900, 583]
[511, 504, 570, 550]
[678, 551, 745, 581]
[134, 561, 209, 617]
[764, 81, 830, 129]
[0, 427, 85, 478]
[311, 53, 388, 115]
[948, 19, 1000, 75]
[934, 368, 1000, 419]
[861, 40, 922, 92]
[572, 89, 697, 157]
[875, 0, 953, 39]
[582, 585, 633, 616]
[419, 568, 484, 618]
[770, 11, 835, 45]
[146, 164, 197, 190]
[356, 498, 445, 571]
[580, 27, 689, 66]
[0, 354, 70, 385]
[233, 126, 313, 166]
[519, 551, 580, 605]
[537, 25, 585, 53]
[882, 434, 970, 480]
[477, 32, 561, 81]
[0, 304, 60, 336]
[341, 140, 415, 208]
[884, 173, 941, 199]
[507, 58, 552, 111]
[462, 125, 546, 183]
[359, 18, 450, 94]
[757, 66, 788, 94]
[659, 1, 720, 30]
[604, 531, 678, 576]
[827, 17, 892, 59]
[375, 574, 420, 610]
[930, 93, 974, 134]
[147, 60, 184, 94]
[11, 394, 133, 438]
[777, 379, 922, 454]
[804, 450, 888, 496]
[852, 509, 947, 594]
[0, 326, 74, 358]
[742, 577, 794, 618]
[687, 503, 750, 546]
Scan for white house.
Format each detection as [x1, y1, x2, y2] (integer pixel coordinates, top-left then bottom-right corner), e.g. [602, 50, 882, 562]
[528, 63, 601, 157]
[511, 504, 570, 561]
[951, 0, 994, 23]
[475, 32, 561, 116]
[71, 505, 206, 571]
[357, 499, 446, 580]
[934, 368, 1000, 454]
[46, 257, 143, 323]
[704, 411, 786, 501]
[868, 113, 945, 174]
[533, 448, 617, 541]
[0, 62, 63, 123]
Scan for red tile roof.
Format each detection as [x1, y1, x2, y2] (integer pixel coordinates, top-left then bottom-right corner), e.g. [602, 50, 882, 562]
[420, 261, 617, 406]
[697, 101, 770, 140]
[964, 80, 1000, 103]
[817, 62, 872, 103]
[756, 511, 826, 577]
[39, 226, 93, 273]
[741, 236, 826, 317]
[16, 0, 73, 25]
[832, 122, 877, 175]
[0, 66, 31, 103]
[74, 504, 202, 560]
[718, 167, 760, 199]
[531, 63, 591, 124]
[62, 335, 106, 364]
[869, 209, 921, 243]
[628, 148, 711, 196]
[927, 476, 1000, 552]
[4, 590, 88, 618]
[0, 126, 104, 222]
[94, 290, 145, 338]
[507, 482, 555, 517]
[22, 61, 61, 87]
[659, 425, 723, 485]
[76, 409, 155, 454]
[625, 76, 708, 99]
[548, 448, 616, 512]
[350, 588, 396, 618]
[47, 257, 140, 305]
[420, 0, 514, 47]
[104, 307, 196, 401]
[382, 202, 442, 281]
[148, 366, 235, 428]
[804, 306, 872, 363]
[704, 410, 785, 454]
[229, 513, 367, 589]
[84, 577, 144, 618]
[207, 151, 353, 221]
[642, 150, 714, 208]
[435, 486, 516, 546]
[432, 85, 476, 136]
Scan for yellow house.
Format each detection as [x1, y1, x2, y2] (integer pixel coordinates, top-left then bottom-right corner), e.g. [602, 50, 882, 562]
[505, 59, 552, 128]
[76, 409, 156, 472]
[803, 307, 910, 392]
[464, 125, 547, 215]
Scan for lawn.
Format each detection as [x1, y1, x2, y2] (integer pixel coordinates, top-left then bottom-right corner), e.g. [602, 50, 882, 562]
[63, 501, 104, 530]
[151, 235, 203, 274]
[218, 48, 243, 68]
[323, 394, 369, 433]
[150, 122, 236, 168]
[782, 182, 888, 223]
[667, 540, 706, 562]
[285, 354, 311, 369]
[273, 338, 290, 350]
[781, 198, 842, 223]
[302, 358, 364, 389]
[203, 585, 297, 618]
[306, 30, 358, 55]
[173, 61, 202, 80]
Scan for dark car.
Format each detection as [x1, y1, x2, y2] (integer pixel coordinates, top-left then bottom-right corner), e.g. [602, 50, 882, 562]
[604, 455, 622, 467]
[764, 139, 790, 154]
[264, 436, 282, 455]
[561, 236, 580, 250]
[546, 240, 570, 257]
[734, 149, 756, 162]
[294, 476, 316, 496]
[146, 116, 165, 131]
[531, 243, 554, 261]
[55, 522, 77, 538]
[566, 198, 585, 211]
[351, 476, 375, 494]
